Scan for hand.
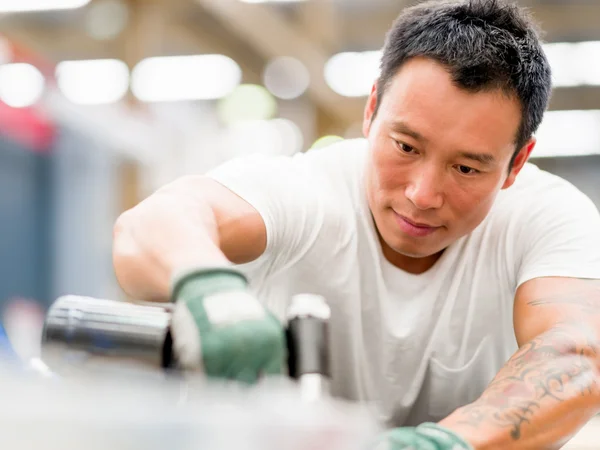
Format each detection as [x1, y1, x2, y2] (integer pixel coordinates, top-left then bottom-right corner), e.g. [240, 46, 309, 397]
[371, 423, 473, 450]
[170, 267, 286, 384]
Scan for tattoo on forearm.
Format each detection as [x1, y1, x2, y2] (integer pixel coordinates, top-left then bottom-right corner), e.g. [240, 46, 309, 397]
[454, 323, 600, 441]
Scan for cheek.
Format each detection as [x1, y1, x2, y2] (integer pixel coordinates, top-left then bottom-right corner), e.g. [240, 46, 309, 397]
[447, 184, 498, 224]
[372, 144, 403, 190]
[377, 169, 399, 191]
[371, 161, 404, 205]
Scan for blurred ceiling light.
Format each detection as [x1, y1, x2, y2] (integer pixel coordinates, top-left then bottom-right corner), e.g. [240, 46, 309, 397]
[324, 51, 381, 97]
[324, 41, 600, 96]
[310, 135, 344, 150]
[226, 119, 304, 157]
[85, 0, 129, 41]
[0, 63, 45, 108]
[0, 0, 91, 13]
[543, 41, 600, 87]
[132, 55, 241, 102]
[217, 84, 277, 125]
[263, 56, 310, 100]
[534, 110, 600, 158]
[56, 59, 129, 105]
[238, 0, 307, 3]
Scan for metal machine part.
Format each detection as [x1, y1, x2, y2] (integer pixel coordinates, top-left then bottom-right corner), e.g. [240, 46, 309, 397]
[42, 295, 175, 376]
[286, 294, 332, 401]
[41, 292, 333, 403]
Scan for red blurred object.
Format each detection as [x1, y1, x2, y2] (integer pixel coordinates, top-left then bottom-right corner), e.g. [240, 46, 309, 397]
[0, 102, 56, 152]
[0, 34, 56, 152]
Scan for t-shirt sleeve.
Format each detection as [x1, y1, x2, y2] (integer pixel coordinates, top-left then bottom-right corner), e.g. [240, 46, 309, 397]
[205, 152, 334, 280]
[516, 183, 600, 287]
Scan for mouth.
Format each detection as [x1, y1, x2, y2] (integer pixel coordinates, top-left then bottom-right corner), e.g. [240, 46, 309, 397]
[392, 211, 441, 238]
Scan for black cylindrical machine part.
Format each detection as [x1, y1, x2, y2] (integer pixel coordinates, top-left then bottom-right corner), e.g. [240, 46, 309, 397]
[42, 295, 175, 374]
[286, 316, 330, 379]
[285, 294, 331, 401]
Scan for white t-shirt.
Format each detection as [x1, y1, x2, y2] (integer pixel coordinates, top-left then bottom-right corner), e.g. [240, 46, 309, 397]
[207, 138, 600, 427]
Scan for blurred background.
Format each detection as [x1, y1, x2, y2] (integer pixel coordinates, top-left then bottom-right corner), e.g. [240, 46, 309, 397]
[0, 0, 599, 360]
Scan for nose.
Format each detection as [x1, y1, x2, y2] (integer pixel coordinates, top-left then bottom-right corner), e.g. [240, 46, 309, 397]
[405, 167, 444, 210]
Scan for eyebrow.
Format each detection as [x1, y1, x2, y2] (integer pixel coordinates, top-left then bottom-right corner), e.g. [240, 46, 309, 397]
[458, 151, 496, 166]
[389, 120, 428, 143]
[390, 120, 496, 166]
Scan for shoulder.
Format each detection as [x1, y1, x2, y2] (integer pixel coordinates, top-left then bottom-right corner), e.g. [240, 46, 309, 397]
[510, 162, 584, 196]
[472, 162, 600, 254]
[492, 162, 598, 222]
[299, 138, 369, 175]
[283, 138, 369, 211]
[206, 138, 367, 229]
[301, 137, 368, 216]
[466, 163, 600, 287]
[485, 162, 600, 261]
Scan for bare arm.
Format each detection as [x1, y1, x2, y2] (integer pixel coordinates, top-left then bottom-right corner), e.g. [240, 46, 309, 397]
[112, 175, 267, 302]
[439, 277, 600, 450]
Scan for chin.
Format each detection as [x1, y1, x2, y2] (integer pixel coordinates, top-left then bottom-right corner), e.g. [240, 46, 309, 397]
[392, 244, 436, 259]
[382, 233, 439, 259]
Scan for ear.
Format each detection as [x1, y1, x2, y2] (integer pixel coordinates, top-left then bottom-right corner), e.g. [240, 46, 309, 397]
[362, 83, 378, 137]
[502, 137, 536, 189]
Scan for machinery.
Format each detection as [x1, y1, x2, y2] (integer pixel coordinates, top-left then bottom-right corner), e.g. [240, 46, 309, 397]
[0, 293, 379, 450]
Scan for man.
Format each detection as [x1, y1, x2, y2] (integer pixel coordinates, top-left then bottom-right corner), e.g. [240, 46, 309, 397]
[113, 0, 600, 448]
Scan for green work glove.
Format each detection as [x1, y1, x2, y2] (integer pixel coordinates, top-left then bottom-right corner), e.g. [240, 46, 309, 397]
[170, 267, 286, 384]
[371, 423, 473, 450]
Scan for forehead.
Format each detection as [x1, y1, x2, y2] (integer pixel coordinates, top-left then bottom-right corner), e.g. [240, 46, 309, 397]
[378, 58, 522, 153]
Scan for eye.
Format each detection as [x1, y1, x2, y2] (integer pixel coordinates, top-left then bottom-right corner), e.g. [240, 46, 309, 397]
[456, 165, 479, 175]
[395, 141, 416, 154]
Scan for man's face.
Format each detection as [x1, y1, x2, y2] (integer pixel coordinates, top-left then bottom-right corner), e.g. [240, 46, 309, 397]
[363, 57, 534, 270]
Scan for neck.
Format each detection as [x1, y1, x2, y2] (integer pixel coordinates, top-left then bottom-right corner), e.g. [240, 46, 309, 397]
[378, 233, 444, 274]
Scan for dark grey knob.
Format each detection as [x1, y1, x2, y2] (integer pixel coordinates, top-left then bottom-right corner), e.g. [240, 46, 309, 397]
[286, 294, 331, 401]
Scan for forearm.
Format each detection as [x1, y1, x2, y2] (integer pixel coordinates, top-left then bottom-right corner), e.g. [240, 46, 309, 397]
[440, 323, 600, 449]
[113, 179, 228, 302]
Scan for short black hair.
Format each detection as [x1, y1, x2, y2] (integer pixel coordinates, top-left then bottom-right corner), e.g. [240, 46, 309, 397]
[375, 0, 552, 166]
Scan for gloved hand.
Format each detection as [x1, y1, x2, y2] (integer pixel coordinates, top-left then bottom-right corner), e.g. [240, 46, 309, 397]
[170, 267, 286, 384]
[371, 423, 473, 450]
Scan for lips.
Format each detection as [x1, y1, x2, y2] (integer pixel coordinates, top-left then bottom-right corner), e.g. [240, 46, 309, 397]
[392, 211, 441, 238]
[401, 216, 437, 228]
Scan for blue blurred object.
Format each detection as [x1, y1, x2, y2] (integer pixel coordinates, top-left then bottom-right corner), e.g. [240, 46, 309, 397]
[0, 322, 19, 364]
[0, 322, 56, 378]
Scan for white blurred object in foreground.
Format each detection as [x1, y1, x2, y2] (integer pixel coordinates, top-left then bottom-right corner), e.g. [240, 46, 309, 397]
[0, 372, 379, 450]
